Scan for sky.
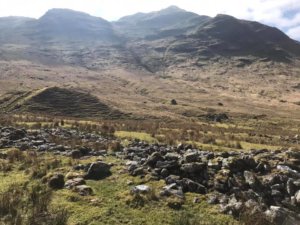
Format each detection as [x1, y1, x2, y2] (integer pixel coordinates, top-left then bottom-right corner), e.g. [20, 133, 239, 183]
[0, 0, 300, 40]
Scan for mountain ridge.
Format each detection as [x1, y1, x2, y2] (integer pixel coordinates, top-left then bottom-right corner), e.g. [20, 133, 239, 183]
[0, 6, 299, 77]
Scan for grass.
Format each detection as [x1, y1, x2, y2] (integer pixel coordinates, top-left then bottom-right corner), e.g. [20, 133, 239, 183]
[115, 131, 158, 143]
[0, 172, 28, 192]
[187, 141, 238, 152]
[1, 87, 127, 119]
[50, 157, 238, 225]
[239, 141, 280, 151]
[0, 114, 299, 224]
[0, 148, 238, 225]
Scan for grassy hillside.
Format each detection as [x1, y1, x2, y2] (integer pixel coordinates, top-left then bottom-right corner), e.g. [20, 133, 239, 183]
[0, 87, 127, 119]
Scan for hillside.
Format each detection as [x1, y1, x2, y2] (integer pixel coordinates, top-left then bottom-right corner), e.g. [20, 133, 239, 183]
[0, 6, 299, 120]
[0, 87, 126, 119]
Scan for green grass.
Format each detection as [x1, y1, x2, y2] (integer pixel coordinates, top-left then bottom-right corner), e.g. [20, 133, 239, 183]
[50, 157, 238, 225]
[0, 172, 28, 192]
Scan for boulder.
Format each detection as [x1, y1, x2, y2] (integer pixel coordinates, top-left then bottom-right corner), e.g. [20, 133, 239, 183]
[156, 160, 179, 169]
[48, 174, 65, 189]
[286, 178, 297, 196]
[180, 178, 206, 194]
[131, 167, 146, 176]
[164, 153, 180, 161]
[220, 196, 243, 217]
[75, 185, 93, 196]
[165, 175, 181, 184]
[65, 178, 86, 189]
[84, 161, 111, 180]
[207, 193, 220, 204]
[71, 150, 82, 159]
[265, 206, 298, 225]
[131, 185, 151, 194]
[224, 156, 256, 173]
[160, 183, 184, 199]
[295, 190, 300, 205]
[146, 152, 163, 167]
[244, 171, 262, 191]
[183, 152, 199, 163]
[9, 129, 26, 141]
[181, 162, 206, 174]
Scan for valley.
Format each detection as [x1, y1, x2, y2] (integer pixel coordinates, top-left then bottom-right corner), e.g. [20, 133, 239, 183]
[0, 5, 300, 225]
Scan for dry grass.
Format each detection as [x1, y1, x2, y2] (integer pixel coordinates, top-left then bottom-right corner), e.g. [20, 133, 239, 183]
[0, 57, 299, 121]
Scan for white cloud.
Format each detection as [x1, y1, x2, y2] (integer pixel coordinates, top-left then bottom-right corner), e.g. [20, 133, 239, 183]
[0, 0, 299, 39]
[287, 26, 300, 40]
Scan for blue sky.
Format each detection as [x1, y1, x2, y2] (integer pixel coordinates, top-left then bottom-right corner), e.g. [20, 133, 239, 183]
[0, 0, 299, 40]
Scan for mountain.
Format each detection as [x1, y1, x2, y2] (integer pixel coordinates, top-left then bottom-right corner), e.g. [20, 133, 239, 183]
[1, 7, 300, 67]
[32, 9, 119, 43]
[0, 6, 299, 119]
[0, 9, 119, 45]
[113, 6, 210, 39]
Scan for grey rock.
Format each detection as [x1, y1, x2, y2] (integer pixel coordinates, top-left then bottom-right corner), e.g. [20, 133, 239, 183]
[160, 168, 169, 177]
[295, 190, 300, 204]
[220, 197, 243, 217]
[38, 144, 49, 152]
[286, 178, 297, 196]
[9, 129, 26, 141]
[244, 171, 262, 190]
[131, 167, 145, 176]
[75, 185, 93, 196]
[165, 175, 181, 184]
[183, 152, 199, 163]
[146, 152, 162, 167]
[265, 206, 298, 225]
[181, 162, 206, 174]
[132, 185, 151, 194]
[164, 153, 180, 161]
[84, 161, 111, 180]
[207, 194, 220, 204]
[156, 160, 178, 169]
[65, 178, 86, 189]
[160, 183, 184, 198]
[181, 178, 206, 194]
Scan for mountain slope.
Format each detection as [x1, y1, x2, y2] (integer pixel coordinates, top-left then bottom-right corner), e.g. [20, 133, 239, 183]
[0, 87, 126, 119]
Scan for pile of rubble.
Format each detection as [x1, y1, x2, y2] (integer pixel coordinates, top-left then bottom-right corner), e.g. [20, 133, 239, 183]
[0, 126, 112, 157]
[121, 141, 300, 224]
